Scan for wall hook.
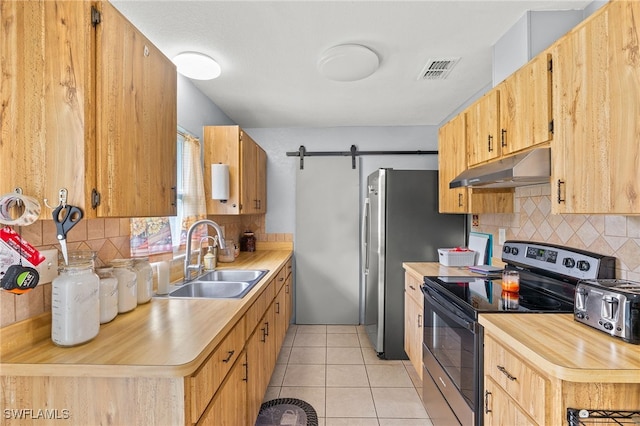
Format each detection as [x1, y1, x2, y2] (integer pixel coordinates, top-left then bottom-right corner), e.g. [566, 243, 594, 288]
[43, 188, 68, 210]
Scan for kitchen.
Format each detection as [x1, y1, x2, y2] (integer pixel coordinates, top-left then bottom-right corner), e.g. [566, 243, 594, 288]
[2, 0, 640, 425]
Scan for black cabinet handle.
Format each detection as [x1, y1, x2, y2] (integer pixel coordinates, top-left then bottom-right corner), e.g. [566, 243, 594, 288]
[501, 129, 507, 147]
[557, 180, 566, 204]
[484, 390, 492, 414]
[222, 350, 234, 363]
[488, 134, 494, 152]
[497, 365, 517, 381]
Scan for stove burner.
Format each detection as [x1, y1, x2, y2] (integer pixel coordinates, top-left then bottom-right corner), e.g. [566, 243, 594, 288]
[519, 294, 562, 311]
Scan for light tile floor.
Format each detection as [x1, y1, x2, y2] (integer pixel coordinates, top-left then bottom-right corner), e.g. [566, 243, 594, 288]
[263, 324, 434, 426]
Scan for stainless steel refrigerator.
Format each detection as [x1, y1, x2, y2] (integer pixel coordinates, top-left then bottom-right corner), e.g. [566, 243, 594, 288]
[362, 169, 467, 359]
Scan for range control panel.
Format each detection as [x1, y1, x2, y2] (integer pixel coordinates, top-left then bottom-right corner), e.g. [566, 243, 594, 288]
[502, 240, 616, 281]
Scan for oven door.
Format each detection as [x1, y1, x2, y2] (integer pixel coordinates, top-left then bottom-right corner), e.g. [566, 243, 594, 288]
[422, 284, 482, 426]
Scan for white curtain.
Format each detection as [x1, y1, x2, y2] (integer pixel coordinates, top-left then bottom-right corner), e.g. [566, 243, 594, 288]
[180, 134, 207, 247]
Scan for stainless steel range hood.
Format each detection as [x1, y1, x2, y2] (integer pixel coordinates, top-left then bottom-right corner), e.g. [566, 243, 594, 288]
[449, 147, 551, 188]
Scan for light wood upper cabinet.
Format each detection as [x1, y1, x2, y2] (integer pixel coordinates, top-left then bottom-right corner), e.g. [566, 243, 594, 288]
[96, 2, 177, 217]
[438, 112, 514, 214]
[438, 113, 469, 213]
[551, 0, 640, 214]
[499, 53, 553, 156]
[204, 126, 267, 215]
[467, 89, 501, 166]
[0, 0, 177, 218]
[241, 138, 267, 215]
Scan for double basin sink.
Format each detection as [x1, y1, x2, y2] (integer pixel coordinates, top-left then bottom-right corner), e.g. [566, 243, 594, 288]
[169, 269, 269, 299]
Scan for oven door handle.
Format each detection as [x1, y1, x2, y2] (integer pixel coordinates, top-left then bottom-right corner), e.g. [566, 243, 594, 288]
[423, 287, 477, 332]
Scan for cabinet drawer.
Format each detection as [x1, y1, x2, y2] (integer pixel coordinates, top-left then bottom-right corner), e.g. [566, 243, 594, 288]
[275, 265, 287, 293]
[404, 272, 423, 306]
[190, 316, 246, 423]
[484, 334, 546, 424]
[285, 259, 293, 278]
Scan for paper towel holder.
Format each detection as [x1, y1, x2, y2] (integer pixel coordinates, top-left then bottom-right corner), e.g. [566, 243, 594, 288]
[211, 163, 229, 203]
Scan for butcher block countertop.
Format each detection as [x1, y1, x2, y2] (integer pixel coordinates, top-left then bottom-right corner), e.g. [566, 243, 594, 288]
[403, 261, 480, 280]
[480, 313, 640, 383]
[0, 249, 292, 378]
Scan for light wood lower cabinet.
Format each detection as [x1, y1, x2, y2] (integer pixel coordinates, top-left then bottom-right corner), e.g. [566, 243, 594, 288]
[198, 351, 248, 426]
[484, 377, 536, 426]
[0, 259, 294, 426]
[403, 272, 423, 380]
[483, 334, 546, 425]
[484, 332, 640, 426]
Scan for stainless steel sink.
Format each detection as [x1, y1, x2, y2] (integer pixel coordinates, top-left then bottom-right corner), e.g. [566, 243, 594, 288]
[169, 281, 252, 298]
[168, 269, 268, 299]
[198, 269, 267, 283]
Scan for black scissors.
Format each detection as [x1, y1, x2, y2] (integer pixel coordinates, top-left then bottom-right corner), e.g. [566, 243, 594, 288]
[53, 204, 83, 265]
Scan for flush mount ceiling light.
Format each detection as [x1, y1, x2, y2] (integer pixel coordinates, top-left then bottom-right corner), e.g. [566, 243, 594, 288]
[318, 44, 379, 82]
[172, 52, 221, 80]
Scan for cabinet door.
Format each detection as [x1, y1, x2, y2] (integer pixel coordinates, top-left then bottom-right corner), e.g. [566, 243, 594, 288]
[467, 90, 500, 166]
[551, 1, 640, 214]
[96, 1, 177, 217]
[484, 377, 537, 426]
[0, 0, 93, 212]
[404, 291, 423, 380]
[240, 135, 259, 214]
[204, 126, 242, 215]
[273, 286, 287, 359]
[438, 113, 469, 213]
[500, 53, 552, 156]
[255, 145, 267, 214]
[199, 352, 248, 426]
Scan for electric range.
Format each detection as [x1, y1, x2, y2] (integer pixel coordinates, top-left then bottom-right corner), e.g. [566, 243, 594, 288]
[420, 240, 616, 426]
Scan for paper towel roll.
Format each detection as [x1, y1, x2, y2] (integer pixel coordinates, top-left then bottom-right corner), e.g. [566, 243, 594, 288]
[151, 260, 171, 295]
[211, 164, 229, 200]
[0, 193, 41, 226]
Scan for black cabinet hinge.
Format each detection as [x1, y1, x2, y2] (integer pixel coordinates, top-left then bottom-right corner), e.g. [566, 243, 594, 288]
[91, 6, 101, 27]
[549, 120, 554, 134]
[91, 189, 101, 209]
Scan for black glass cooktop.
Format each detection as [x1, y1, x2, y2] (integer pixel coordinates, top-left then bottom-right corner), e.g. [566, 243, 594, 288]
[423, 272, 575, 316]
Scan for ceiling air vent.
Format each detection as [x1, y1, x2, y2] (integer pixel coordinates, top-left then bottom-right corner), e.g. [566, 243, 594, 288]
[419, 57, 460, 80]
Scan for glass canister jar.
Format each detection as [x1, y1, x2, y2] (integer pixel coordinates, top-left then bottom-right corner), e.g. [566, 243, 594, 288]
[96, 267, 118, 324]
[240, 230, 256, 252]
[132, 258, 153, 304]
[51, 262, 100, 347]
[218, 239, 236, 263]
[110, 258, 137, 313]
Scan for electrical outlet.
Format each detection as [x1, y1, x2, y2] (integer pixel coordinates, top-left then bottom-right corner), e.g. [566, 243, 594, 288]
[498, 228, 506, 245]
[35, 249, 59, 284]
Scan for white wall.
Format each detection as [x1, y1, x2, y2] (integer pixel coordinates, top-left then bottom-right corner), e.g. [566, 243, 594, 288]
[245, 126, 440, 234]
[177, 75, 235, 139]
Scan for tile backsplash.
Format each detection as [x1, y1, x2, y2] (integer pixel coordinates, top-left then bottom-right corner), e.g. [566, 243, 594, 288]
[0, 214, 290, 328]
[474, 184, 640, 280]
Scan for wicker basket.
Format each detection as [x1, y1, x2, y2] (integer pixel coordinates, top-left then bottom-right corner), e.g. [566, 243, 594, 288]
[438, 248, 476, 266]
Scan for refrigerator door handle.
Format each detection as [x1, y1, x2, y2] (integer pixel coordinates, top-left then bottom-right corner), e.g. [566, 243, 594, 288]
[362, 197, 370, 275]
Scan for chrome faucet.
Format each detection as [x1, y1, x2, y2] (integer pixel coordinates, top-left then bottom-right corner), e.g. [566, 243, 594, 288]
[184, 219, 226, 282]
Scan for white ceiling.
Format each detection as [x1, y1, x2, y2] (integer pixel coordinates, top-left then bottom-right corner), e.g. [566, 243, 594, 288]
[111, 0, 591, 128]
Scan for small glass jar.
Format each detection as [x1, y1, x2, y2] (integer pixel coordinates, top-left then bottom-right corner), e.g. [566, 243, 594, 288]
[501, 270, 520, 293]
[110, 258, 137, 313]
[241, 231, 256, 252]
[132, 258, 153, 304]
[96, 267, 118, 324]
[63, 250, 97, 268]
[51, 262, 100, 347]
[218, 239, 236, 263]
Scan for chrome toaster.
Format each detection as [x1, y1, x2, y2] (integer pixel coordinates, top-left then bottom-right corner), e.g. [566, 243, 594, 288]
[574, 279, 640, 344]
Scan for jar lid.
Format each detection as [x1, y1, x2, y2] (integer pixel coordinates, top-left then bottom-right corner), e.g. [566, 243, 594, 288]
[110, 258, 134, 267]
